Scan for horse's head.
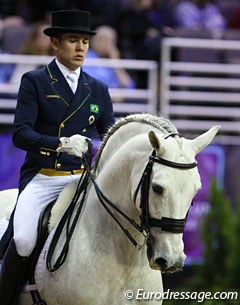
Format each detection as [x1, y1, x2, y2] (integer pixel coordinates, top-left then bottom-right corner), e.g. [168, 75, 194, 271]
[133, 125, 220, 273]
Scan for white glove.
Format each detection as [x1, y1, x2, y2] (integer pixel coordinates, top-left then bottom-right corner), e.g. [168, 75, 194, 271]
[57, 134, 90, 158]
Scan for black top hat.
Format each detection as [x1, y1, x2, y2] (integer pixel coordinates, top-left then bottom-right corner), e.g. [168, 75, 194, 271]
[43, 10, 97, 37]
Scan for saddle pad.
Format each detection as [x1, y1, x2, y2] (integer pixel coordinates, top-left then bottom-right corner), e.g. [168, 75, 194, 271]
[25, 224, 59, 293]
[33, 228, 56, 292]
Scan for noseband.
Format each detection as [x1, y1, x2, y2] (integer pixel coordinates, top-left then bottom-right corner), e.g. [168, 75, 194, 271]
[134, 148, 197, 235]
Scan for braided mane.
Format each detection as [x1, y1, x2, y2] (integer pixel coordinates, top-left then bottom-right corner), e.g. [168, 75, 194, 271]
[93, 113, 177, 170]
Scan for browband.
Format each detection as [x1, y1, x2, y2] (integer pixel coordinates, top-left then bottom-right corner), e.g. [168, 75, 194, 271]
[150, 155, 198, 169]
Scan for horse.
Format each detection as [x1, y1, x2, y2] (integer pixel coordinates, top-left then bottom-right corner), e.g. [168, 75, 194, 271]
[0, 114, 220, 305]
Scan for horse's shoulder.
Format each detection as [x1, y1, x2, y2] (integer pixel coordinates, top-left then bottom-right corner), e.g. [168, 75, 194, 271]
[0, 188, 18, 203]
[0, 188, 18, 219]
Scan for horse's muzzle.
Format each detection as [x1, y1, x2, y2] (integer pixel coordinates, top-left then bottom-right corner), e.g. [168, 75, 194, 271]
[147, 242, 184, 273]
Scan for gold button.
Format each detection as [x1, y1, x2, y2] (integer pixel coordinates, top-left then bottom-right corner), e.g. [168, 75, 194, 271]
[46, 152, 51, 156]
[60, 123, 65, 128]
[56, 163, 61, 169]
[80, 164, 84, 169]
[82, 128, 87, 133]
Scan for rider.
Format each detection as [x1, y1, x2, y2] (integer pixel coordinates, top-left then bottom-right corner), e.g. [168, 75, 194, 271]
[0, 10, 115, 305]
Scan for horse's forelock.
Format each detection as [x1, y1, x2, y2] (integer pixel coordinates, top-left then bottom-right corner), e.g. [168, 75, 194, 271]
[93, 114, 178, 170]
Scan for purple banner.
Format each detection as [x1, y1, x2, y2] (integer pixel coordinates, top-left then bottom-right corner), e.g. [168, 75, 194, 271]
[0, 132, 25, 191]
[184, 145, 225, 264]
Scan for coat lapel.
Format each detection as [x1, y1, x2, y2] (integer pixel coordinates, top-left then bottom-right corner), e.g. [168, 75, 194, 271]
[47, 60, 91, 122]
[47, 60, 73, 107]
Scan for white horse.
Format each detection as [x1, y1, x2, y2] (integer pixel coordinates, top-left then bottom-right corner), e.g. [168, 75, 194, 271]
[0, 114, 220, 305]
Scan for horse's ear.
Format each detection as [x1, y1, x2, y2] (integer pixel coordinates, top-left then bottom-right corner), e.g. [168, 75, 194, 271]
[148, 131, 165, 155]
[191, 125, 220, 154]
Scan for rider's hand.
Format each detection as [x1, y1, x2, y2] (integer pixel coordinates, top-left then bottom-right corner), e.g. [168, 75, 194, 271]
[57, 134, 90, 158]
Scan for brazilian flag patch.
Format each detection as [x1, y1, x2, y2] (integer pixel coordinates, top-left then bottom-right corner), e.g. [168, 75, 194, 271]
[90, 104, 99, 113]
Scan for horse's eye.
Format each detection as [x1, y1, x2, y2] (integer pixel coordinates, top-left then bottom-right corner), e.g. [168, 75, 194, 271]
[152, 183, 164, 195]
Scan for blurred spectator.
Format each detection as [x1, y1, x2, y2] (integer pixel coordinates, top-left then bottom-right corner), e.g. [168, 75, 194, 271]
[118, 0, 175, 60]
[9, 21, 54, 84]
[173, 0, 226, 38]
[0, 16, 25, 83]
[0, 15, 25, 39]
[0, 51, 14, 83]
[18, 21, 53, 55]
[84, 25, 136, 90]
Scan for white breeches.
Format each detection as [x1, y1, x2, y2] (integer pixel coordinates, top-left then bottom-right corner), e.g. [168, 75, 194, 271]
[13, 173, 81, 257]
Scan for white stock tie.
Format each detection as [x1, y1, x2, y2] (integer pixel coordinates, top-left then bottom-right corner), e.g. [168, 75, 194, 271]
[67, 72, 78, 93]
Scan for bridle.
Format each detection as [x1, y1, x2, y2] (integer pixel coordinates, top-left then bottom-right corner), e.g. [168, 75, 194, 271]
[89, 133, 198, 248]
[133, 149, 197, 236]
[47, 133, 198, 272]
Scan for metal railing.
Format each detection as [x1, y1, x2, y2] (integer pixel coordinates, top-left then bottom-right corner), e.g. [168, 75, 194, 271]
[160, 37, 240, 145]
[0, 54, 158, 124]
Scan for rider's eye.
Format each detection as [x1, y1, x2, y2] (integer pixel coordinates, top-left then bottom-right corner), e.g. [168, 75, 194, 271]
[152, 183, 164, 195]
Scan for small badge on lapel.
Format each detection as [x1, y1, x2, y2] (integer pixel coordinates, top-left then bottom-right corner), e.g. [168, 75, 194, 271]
[90, 104, 99, 113]
[89, 115, 95, 125]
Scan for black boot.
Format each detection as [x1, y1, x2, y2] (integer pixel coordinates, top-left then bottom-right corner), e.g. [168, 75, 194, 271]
[0, 239, 28, 305]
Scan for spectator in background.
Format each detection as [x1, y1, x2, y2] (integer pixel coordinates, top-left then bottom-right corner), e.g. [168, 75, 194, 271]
[118, 0, 175, 60]
[0, 55, 14, 83]
[84, 25, 136, 91]
[173, 0, 226, 38]
[0, 15, 25, 39]
[0, 15, 25, 83]
[18, 21, 53, 56]
[9, 21, 54, 84]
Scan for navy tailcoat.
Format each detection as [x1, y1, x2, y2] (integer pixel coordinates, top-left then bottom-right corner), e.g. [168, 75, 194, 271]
[0, 59, 115, 258]
[13, 59, 115, 192]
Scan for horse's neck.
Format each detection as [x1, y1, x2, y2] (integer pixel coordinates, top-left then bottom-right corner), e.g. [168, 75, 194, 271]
[80, 130, 151, 265]
[96, 122, 162, 172]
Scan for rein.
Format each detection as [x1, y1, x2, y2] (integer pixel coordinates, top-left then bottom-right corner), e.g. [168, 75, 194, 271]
[47, 136, 198, 272]
[47, 171, 89, 272]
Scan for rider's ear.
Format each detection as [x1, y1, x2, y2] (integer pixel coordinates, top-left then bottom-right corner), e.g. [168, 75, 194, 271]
[148, 131, 165, 155]
[191, 125, 220, 154]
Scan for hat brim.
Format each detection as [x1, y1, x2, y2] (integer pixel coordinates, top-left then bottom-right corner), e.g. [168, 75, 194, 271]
[43, 27, 97, 37]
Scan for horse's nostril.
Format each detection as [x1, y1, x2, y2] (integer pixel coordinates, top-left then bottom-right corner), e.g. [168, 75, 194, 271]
[155, 257, 167, 269]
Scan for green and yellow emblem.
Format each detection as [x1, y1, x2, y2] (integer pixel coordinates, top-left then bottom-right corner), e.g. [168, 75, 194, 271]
[90, 104, 99, 113]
